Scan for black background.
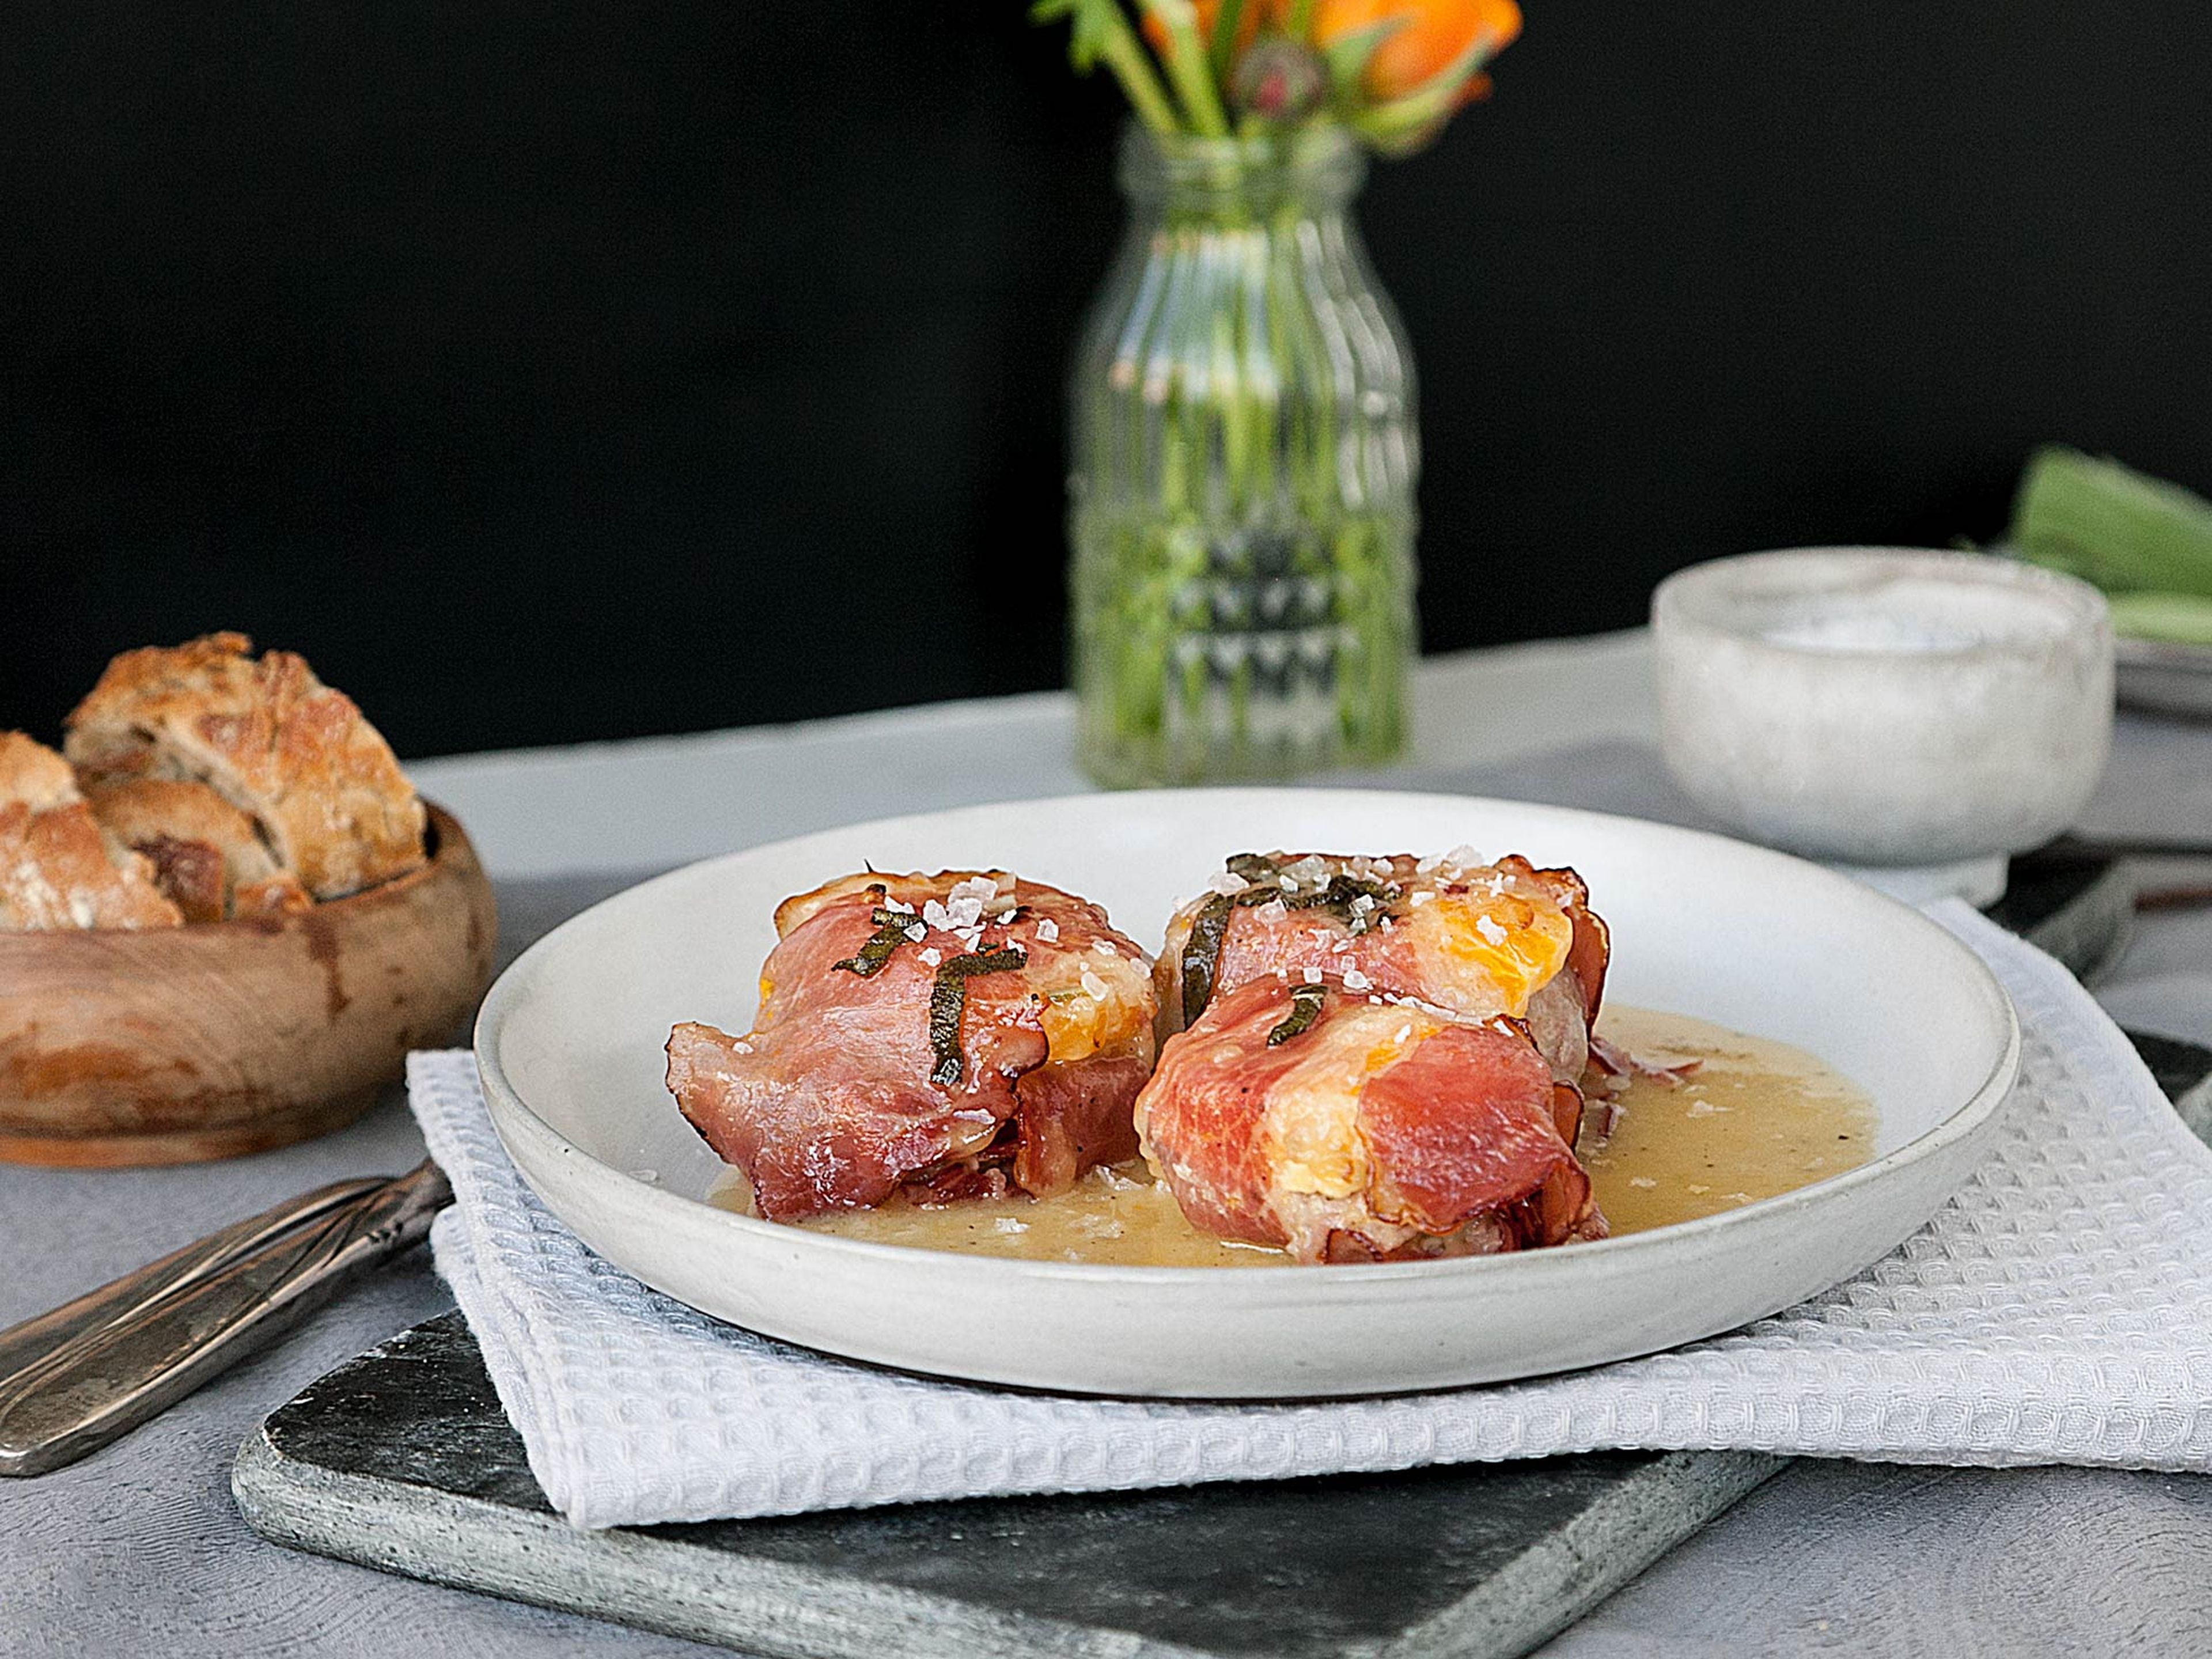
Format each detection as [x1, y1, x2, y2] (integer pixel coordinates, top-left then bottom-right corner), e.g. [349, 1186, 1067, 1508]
[6, 3, 2209, 758]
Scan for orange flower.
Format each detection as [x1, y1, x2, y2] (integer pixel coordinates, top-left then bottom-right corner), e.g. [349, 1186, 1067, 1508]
[1141, 0, 1263, 65]
[1305, 0, 1520, 104]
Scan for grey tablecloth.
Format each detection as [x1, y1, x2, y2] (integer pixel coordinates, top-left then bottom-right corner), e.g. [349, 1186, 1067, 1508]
[3, 723, 2209, 1658]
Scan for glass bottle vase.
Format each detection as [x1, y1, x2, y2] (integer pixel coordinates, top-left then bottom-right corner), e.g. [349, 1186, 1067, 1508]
[1069, 124, 1418, 787]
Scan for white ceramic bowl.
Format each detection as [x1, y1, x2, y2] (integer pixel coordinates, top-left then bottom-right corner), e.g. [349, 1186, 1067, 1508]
[1653, 548, 2113, 865]
[475, 788, 2018, 1399]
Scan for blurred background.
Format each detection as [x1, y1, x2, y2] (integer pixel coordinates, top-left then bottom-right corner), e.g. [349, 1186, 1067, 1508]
[6, 1, 2208, 758]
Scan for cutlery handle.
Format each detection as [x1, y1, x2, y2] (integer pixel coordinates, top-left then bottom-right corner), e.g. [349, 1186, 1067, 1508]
[0, 1159, 452, 1477]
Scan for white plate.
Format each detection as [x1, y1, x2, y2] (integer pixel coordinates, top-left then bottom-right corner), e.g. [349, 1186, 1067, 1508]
[475, 789, 2019, 1399]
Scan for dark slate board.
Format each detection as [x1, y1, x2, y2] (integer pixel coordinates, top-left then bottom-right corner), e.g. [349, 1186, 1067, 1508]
[229, 865, 2179, 1659]
[233, 1318, 1782, 1659]
[1987, 844, 2135, 983]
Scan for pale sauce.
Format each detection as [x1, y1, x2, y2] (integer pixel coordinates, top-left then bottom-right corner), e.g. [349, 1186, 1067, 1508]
[713, 1006, 1877, 1264]
[794, 1161, 1281, 1268]
[1580, 1005, 1877, 1236]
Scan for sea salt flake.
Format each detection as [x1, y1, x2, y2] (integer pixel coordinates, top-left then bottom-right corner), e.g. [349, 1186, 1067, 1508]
[730, 1039, 754, 1055]
[1080, 968, 1109, 1000]
[1302, 965, 1324, 984]
[994, 1217, 1029, 1234]
[919, 946, 943, 967]
[1342, 968, 1372, 992]
[1093, 941, 1119, 958]
[882, 898, 915, 914]
[1253, 899, 1287, 924]
[1410, 890, 1434, 907]
[904, 923, 927, 942]
[1628, 1176, 1657, 1189]
[1474, 915, 1508, 946]
[1207, 870, 1247, 895]
[1035, 917, 1059, 942]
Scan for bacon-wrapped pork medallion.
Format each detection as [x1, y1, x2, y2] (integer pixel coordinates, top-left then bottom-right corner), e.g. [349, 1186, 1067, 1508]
[1135, 848, 1612, 1262]
[1156, 849, 1610, 1145]
[1134, 976, 1604, 1262]
[666, 870, 1157, 1222]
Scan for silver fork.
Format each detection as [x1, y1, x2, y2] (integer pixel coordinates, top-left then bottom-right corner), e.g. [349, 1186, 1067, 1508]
[0, 1160, 450, 1477]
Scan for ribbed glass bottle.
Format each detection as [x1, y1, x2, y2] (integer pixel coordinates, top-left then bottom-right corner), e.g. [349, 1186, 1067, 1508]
[1069, 123, 1418, 787]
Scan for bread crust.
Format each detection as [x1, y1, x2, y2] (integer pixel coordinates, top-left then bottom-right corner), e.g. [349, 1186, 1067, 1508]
[84, 777, 312, 923]
[0, 733, 183, 931]
[65, 632, 426, 900]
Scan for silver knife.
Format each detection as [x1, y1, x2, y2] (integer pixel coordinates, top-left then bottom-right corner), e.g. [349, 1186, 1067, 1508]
[0, 1160, 452, 1478]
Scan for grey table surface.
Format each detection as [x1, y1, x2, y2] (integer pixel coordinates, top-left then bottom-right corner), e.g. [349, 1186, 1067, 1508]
[3, 717, 2210, 1658]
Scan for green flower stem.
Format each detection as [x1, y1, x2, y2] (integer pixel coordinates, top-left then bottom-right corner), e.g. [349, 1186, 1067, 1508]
[1140, 0, 1232, 137]
[1096, 13, 1183, 138]
[1209, 0, 1248, 84]
[1031, 0, 1181, 138]
[1349, 29, 1500, 151]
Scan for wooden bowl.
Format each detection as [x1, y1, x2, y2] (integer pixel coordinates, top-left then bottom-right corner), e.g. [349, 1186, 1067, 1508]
[0, 804, 497, 1166]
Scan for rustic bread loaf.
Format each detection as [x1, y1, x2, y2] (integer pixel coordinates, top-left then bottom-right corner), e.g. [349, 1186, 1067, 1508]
[65, 632, 426, 901]
[0, 732, 183, 931]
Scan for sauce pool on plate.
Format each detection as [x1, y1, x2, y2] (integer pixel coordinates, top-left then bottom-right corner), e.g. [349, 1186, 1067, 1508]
[709, 1006, 1877, 1264]
[784, 1162, 1278, 1268]
[1579, 1005, 1876, 1236]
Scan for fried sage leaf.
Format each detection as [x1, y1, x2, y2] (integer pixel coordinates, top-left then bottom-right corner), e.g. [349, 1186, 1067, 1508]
[930, 946, 1029, 1088]
[1180, 893, 1237, 1027]
[1267, 982, 1327, 1046]
[1180, 854, 1365, 1025]
[1283, 874, 1399, 935]
[834, 906, 924, 977]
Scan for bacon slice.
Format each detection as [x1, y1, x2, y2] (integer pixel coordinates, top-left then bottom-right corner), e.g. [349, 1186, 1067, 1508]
[666, 870, 1156, 1222]
[1160, 851, 1607, 1031]
[1134, 977, 1604, 1263]
[1158, 849, 1613, 1146]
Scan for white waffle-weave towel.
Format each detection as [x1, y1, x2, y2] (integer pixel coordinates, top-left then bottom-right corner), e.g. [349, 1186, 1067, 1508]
[411, 902, 2212, 1529]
